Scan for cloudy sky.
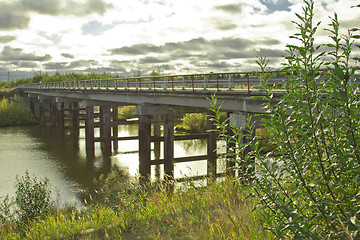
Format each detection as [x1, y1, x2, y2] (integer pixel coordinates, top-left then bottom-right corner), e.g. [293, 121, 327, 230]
[0, 0, 358, 81]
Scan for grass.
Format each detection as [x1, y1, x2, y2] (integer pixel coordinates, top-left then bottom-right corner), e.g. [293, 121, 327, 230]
[0, 176, 272, 239]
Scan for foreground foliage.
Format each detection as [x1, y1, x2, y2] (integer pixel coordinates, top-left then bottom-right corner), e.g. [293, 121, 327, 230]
[0, 172, 271, 239]
[212, 1, 360, 239]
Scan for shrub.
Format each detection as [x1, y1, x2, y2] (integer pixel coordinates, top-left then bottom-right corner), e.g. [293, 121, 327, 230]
[212, 0, 360, 239]
[118, 105, 136, 120]
[15, 171, 52, 223]
[176, 113, 207, 133]
[0, 95, 36, 126]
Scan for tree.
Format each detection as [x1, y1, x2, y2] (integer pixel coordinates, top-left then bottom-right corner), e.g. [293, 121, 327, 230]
[212, 0, 360, 238]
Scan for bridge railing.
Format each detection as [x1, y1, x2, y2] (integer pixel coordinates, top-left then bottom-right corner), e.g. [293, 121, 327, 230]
[19, 70, 359, 93]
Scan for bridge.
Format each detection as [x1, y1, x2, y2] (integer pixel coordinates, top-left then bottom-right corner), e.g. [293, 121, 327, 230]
[19, 71, 284, 181]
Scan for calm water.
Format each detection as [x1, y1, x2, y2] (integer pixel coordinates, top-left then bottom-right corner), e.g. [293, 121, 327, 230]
[0, 125, 225, 205]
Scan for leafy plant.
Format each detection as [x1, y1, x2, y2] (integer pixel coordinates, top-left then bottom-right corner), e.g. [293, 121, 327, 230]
[0, 95, 36, 126]
[15, 171, 52, 223]
[212, 0, 360, 239]
[0, 195, 14, 225]
[176, 113, 207, 133]
[118, 105, 136, 120]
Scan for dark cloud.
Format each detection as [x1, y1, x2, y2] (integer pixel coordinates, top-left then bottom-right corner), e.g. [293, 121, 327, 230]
[61, 53, 74, 59]
[139, 56, 169, 64]
[43, 62, 68, 70]
[0, 46, 51, 61]
[208, 61, 232, 69]
[0, 2, 30, 30]
[68, 60, 98, 68]
[259, 39, 282, 46]
[21, 0, 61, 15]
[82, 21, 115, 36]
[0, 0, 113, 30]
[108, 37, 254, 57]
[214, 4, 244, 14]
[106, 36, 286, 75]
[0, 36, 17, 44]
[212, 21, 238, 31]
[43, 60, 98, 70]
[109, 44, 163, 55]
[12, 61, 39, 69]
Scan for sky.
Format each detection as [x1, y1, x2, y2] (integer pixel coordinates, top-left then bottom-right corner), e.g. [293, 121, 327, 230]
[0, 0, 359, 81]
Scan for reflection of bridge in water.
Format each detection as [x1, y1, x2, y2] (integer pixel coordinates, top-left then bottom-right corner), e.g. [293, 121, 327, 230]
[20, 71, 285, 182]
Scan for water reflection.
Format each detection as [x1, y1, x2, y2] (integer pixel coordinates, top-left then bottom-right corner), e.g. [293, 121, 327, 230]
[0, 125, 226, 205]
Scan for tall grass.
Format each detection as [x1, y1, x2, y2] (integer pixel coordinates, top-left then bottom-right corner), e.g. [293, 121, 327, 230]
[0, 175, 272, 239]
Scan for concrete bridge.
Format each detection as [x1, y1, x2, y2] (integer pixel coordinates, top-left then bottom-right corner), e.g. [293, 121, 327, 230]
[19, 71, 284, 181]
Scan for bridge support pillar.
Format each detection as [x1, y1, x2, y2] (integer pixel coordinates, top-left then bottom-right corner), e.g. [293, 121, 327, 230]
[38, 100, 45, 126]
[85, 106, 95, 158]
[207, 111, 217, 182]
[112, 106, 119, 153]
[136, 104, 175, 183]
[56, 101, 65, 133]
[139, 114, 151, 182]
[100, 106, 112, 156]
[153, 115, 161, 179]
[32, 98, 41, 120]
[72, 102, 80, 138]
[163, 114, 174, 181]
[226, 112, 236, 177]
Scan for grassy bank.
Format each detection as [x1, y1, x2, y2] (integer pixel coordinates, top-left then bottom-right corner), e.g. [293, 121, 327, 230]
[0, 89, 36, 127]
[0, 173, 271, 239]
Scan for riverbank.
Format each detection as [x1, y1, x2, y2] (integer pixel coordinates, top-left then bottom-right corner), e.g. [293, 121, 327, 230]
[0, 173, 271, 239]
[0, 88, 37, 127]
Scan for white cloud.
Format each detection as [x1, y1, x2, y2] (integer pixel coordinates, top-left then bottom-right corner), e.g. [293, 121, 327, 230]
[0, 0, 358, 80]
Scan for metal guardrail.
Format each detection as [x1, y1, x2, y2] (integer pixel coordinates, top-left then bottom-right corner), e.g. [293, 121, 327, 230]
[18, 70, 360, 93]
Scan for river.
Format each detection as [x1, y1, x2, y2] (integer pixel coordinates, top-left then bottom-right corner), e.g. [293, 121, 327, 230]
[0, 125, 225, 206]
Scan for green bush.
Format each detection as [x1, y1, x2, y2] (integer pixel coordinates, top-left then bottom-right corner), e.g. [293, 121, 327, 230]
[212, 0, 360, 239]
[118, 105, 136, 120]
[15, 171, 52, 223]
[176, 113, 207, 133]
[0, 95, 36, 126]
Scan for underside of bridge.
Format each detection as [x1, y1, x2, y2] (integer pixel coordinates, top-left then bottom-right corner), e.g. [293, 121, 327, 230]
[25, 91, 262, 183]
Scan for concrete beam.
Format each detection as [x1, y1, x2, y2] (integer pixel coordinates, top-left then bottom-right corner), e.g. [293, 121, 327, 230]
[135, 104, 173, 115]
[82, 99, 126, 107]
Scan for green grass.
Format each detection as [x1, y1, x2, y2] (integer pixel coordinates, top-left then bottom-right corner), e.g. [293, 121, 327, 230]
[0, 177, 272, 239]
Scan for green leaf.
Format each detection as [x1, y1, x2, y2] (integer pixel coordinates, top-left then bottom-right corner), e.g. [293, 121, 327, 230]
[333, 63, 345, 79]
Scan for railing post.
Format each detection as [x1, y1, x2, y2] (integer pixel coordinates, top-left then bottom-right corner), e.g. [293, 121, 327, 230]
[115, 79, 118, 90]
[106, 80, 109, 90]
[125, 79, 127, 90]
[191, 75, 194, 92]
[163, 76, 167, 90]
[228, 75, 232, 90]
[217, 74, 219, 92]
[148, 78, 152, 90]
[247, 74, 250, 93]
[136, 78, 139, 90]
[203, 75, 207, 90]
[182, 76, 185, 90]
[98, 80, 100, 90]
